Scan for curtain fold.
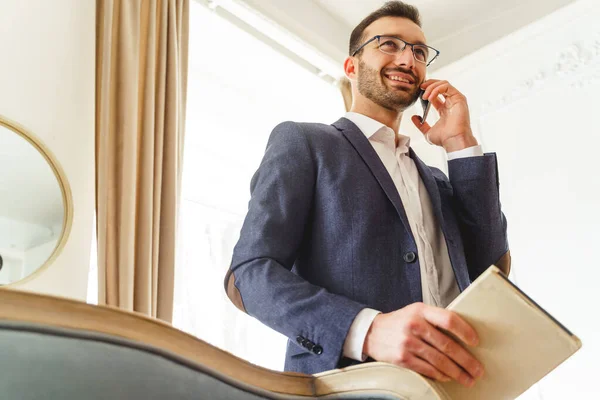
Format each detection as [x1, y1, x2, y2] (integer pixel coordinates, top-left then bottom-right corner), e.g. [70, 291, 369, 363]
[95, 0, 189, 322]
[338, 77, 352, 112]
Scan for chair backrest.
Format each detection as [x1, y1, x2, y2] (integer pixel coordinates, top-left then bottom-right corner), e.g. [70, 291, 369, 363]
[0, 288, 435, 400]
[0, 321, 302, 400]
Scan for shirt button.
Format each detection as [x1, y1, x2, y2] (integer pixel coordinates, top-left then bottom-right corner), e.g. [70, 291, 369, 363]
[403, 252, 417, 263]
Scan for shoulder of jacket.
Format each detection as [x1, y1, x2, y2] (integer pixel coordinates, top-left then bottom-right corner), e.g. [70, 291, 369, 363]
[273, 121, 342, 142]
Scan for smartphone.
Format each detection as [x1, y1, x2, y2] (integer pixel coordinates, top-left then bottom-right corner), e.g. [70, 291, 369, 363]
[418, 89, 431, 124]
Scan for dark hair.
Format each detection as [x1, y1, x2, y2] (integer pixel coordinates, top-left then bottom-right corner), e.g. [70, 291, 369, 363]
[349, 1, 422, 56]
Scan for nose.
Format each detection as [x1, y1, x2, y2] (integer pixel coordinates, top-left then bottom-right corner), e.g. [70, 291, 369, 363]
[393, 45, 416, 70]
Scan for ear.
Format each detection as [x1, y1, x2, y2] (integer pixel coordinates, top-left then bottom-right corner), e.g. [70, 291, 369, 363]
[343, 57, 357, 81]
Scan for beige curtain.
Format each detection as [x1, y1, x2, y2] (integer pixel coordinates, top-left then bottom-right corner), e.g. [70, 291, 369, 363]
[339, 77, 352, 112]
[95, 0, 189, 322]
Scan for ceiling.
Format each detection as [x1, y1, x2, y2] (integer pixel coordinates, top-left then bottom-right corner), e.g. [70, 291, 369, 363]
[305, 0, 576, 71]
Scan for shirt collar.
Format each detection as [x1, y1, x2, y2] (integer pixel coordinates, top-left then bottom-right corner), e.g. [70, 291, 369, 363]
[344, 112, 411, 152]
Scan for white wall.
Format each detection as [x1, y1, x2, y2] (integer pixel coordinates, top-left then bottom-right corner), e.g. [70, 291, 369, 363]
[402, 1, 599, 398]
[0, 0, 95, 300]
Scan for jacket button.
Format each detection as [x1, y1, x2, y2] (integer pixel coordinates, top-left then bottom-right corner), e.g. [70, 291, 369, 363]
[296, 335, 304, 345]
[403, 251, 417, 263]
[312, 345, 323, 355]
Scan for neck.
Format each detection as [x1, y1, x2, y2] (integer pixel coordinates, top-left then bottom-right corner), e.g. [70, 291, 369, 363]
[350, 98, 403, 135]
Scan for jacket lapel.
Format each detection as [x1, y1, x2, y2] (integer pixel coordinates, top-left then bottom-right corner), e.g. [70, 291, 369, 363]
[332, 118, 413, 239]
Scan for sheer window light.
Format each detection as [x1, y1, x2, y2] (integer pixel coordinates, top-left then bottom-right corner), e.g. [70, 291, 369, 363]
[172, 1, 344, 371]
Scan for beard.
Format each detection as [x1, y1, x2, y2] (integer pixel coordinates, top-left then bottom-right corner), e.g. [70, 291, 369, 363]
[357, 59, 420, 111]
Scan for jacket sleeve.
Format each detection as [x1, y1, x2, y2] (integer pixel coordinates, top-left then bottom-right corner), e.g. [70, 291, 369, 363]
[447, 153, 511, 279]
[223, 121, 366, 369]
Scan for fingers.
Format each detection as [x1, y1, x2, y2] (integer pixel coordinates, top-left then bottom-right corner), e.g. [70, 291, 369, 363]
[400, 353, 452, 383]
[420, 81, 450, 117]
[426, 82, 450, 102]
[421, 80, 448, 99]
[419, 79, 438, 90]
[422, 306, 479, 347]
[422, 80, 445, 100]
[429, 94, 445, 112]
[368, 306, 484, 387]
[421, 80, 464, 107]
[414, 339, 477, 387]
[420, 324, 484, 384]
[390, 330, 479, 387]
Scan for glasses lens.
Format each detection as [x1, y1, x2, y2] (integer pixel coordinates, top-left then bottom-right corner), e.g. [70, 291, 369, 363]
[377, 37, 404, 55]
[377, 37, 436, 65]
[413, 45, 430, 64]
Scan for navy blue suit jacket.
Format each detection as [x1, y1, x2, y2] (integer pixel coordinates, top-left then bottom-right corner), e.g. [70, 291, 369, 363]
[224, 117, 510, 375]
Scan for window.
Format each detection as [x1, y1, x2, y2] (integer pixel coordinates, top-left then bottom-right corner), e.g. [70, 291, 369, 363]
[172, 2, 344, 370]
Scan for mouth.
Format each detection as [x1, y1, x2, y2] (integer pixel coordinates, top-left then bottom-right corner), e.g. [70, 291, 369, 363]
[383, 73, 415, 87]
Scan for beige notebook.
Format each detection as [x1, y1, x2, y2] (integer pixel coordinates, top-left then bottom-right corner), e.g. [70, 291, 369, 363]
[436, 265, 582, 399]
[316, 265, 582, 400]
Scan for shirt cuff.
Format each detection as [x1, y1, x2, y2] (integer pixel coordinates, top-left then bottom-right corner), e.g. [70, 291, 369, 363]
[343, 308, 381, 361]
[446, 145, 483, 161]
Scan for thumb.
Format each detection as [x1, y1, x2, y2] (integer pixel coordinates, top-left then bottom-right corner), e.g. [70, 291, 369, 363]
[411, 115, 431, 135]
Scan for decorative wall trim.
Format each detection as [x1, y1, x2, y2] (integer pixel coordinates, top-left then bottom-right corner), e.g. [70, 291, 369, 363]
[480, 31, 600, 115]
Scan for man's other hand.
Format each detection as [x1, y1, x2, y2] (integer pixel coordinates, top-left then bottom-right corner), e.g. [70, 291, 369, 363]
[363, 302, 484, 387]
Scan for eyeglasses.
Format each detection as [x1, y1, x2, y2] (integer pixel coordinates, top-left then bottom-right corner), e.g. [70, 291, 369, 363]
[352, 35, 440, 67]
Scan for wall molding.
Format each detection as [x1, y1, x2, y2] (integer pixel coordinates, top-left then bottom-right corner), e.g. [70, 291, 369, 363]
[480, 31, 600, 115]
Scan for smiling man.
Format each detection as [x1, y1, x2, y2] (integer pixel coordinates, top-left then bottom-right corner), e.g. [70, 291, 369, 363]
[224, 1, 510, 388]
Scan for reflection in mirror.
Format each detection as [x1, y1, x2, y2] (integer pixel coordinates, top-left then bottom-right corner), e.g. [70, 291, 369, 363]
[0, 121, 65, 285]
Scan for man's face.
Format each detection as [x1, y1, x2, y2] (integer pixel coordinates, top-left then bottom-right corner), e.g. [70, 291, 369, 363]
[354, 17, 428, 112]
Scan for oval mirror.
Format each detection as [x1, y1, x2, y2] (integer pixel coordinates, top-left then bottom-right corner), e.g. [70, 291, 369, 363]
[0, 116, 72, 286]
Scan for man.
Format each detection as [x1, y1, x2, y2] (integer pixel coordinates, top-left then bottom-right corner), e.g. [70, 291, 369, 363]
[224, 1, 509, 388]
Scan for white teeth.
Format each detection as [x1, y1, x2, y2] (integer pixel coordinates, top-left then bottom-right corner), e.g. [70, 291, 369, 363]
[387, 76, 410, 83]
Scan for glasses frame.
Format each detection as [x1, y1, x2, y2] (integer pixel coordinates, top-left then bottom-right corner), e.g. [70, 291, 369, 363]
[351, 35, 440, 67]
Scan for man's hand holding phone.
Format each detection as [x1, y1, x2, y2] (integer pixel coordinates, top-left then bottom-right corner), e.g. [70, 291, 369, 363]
[411, 79, 478, 153]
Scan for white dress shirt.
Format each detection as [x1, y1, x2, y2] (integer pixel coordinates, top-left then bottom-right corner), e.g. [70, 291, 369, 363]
[341, 112, 483, 361]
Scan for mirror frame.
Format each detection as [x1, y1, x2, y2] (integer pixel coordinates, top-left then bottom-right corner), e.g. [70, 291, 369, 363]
[0, 115, 73, 286]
